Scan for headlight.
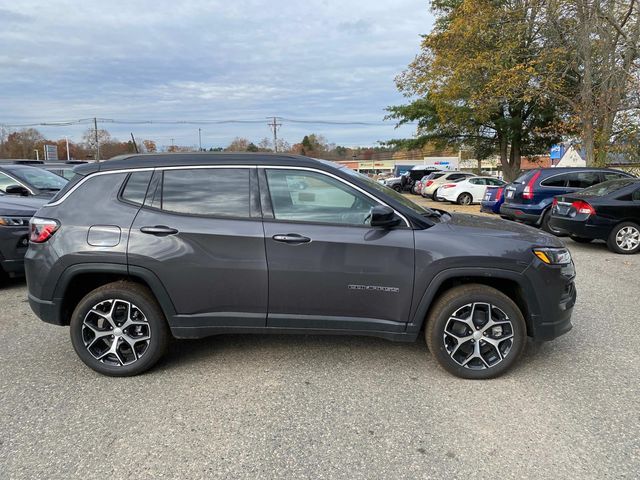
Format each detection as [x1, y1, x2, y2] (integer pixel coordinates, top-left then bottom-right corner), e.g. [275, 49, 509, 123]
[532, 247, 572, 265]
[0, 216, 31, 226]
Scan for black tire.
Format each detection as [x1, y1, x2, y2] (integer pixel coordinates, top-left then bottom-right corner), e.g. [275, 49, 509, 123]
[457, 193, 473, 205]
[70, 281, 170, 376]
[432, 188, 443, 201]
[541, 209, 563, 236]
[606, 222, 640, 254]
[392, 185, 402, 192]
[426, 284, 527, 379]
[570, 236, 593, 244]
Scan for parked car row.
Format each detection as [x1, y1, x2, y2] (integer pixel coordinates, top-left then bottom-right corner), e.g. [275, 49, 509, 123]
[0, 163, 71, 280]
[476, 167, 638, 255]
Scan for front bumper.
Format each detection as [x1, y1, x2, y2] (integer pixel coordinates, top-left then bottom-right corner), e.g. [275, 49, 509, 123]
[524, 258, 577, 341]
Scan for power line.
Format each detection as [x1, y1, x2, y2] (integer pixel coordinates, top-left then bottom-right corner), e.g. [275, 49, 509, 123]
[0, 117, 415, 128]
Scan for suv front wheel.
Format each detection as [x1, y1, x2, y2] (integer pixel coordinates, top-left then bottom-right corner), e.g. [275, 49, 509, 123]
[70, 281, 170, 376]
[426, 284, 526, 379]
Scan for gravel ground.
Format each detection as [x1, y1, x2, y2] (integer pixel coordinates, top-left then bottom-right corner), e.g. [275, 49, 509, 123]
[0, 233, 638, 479]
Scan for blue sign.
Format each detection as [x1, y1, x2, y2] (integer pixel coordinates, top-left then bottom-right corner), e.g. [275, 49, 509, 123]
[550, 144, 564, 160]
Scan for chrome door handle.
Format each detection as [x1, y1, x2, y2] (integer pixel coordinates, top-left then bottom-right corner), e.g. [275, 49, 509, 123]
[140, 225, 179, 236]
[272, 234, 311, 244]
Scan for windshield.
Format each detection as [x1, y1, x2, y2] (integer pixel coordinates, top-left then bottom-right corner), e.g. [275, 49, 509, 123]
[578, 179, 638, 197]
[339, 166, 433, 215]
[5, 165, 68, 191]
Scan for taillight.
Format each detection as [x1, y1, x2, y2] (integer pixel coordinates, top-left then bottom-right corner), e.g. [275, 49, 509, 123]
[523, 171, 541, 200]
[29, 217, 60, 243]
[552, 198, 558, 207]
[495, 187, 504, 199]
[442, 183, 457, 188]
[571, 200, 595, 215]
[425, 180, 433, 187]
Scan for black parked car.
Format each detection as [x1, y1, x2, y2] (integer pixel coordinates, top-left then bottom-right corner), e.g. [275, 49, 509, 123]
[550, 178, 640, 254]
[500, 167, 633, 234]
[26, 153, 576, 379]
[0, 164, 68, 197]
[0, 194, 49, 279]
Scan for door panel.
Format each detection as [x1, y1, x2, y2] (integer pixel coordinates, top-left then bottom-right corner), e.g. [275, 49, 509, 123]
[261, 168, 415, 330]
[127, 167, 267, 328]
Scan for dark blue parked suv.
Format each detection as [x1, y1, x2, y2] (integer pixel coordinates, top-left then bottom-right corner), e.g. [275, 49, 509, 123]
[500, 167, 633, 233]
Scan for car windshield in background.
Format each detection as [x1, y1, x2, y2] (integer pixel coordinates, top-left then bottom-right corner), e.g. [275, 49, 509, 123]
[5, 165, 68, 191]
[578, 179, 638, 197]
[338, 166, 434, 216]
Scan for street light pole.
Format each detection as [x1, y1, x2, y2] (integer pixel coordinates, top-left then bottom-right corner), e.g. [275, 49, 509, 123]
[198, 128, 202, 151]
[65, 136, 70, 161]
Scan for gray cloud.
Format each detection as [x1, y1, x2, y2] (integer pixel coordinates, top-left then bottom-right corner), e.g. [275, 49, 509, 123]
[0, 0, 433, 147]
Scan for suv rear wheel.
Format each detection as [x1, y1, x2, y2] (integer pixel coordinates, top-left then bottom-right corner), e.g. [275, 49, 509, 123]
[426, 284, 526, 379]
[70, 281, 170, 376]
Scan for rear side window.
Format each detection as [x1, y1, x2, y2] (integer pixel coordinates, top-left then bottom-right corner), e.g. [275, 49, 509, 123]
[160, 168, 250, 218]
[448, 174, 466, 180]
[603, 172, 630, 182]
[566, 171, 602, 188]
[514, 170, 536, 184]
[632, 188, 640, 201]
[541, 173, 568, 187]
[121, 171, 152, 205]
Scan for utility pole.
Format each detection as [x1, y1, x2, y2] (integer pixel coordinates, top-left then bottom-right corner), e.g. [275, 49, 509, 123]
[94, 117, 100, 162]
[65, 136, 70, 161]
[267, 116, 282, 152]
[198, 128, 202, 151]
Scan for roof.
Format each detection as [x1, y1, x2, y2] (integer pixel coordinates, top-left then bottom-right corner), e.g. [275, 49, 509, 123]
[74, 152, 328, 175]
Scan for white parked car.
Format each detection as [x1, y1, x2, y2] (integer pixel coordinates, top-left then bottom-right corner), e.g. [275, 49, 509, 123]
[439, 176, 506, 205]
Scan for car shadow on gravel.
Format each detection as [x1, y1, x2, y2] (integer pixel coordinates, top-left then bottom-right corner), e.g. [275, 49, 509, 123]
[156, 333, 431, 373]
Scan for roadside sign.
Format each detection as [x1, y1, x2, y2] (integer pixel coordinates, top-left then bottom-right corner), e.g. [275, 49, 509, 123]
[44, 144, 58, 161]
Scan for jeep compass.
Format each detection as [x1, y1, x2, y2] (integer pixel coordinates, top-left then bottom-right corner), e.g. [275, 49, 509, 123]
[25, 153, 576, 379]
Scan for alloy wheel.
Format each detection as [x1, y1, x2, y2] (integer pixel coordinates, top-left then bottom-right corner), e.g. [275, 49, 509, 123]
[443, 302, 514, 370]
[615, 226, 640, 251]
[82, 299, 151, 366]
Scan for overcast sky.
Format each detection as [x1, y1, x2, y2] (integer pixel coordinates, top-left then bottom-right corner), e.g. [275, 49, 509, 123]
[0, 1, 433, 149]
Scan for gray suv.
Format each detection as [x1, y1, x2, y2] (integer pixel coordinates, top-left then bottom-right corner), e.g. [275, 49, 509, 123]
[25, 154, 576, 379]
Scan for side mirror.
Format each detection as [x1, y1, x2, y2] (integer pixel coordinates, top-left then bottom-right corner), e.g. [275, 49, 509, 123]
[5, 184, 30, 196]
[370, 205, 401, 228]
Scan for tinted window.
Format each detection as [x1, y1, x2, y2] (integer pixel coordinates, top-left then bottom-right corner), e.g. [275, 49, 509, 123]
[603, 172, 630, 182]
[579, 179, 637, 197]
[514, 170, 536, 184]
[633, 188, 640, 201]
[468, 178, 482, 185]
[541, 173, 569, 187]
[566, 171, 602, 188]
[427, 172, 445, 180]
[121, 171, 152, 205]
[448, 174, 466, 180]
[161, 168, 250, 217]
[266, 169, 378, 225]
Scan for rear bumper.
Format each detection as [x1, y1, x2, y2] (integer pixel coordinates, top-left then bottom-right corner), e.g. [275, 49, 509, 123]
[549, 216, 612, 240]
[28, 293, 64, 325]
[500, 204, 542, 224]
[480, 201, 499, 214]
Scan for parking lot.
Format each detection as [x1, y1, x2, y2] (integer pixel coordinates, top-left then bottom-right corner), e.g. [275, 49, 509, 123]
[1, 231, 638, 479]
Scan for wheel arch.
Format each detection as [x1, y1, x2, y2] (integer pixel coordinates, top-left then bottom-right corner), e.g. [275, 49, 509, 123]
[408, 268, 539, 337]
[54, 263, 176, 326]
